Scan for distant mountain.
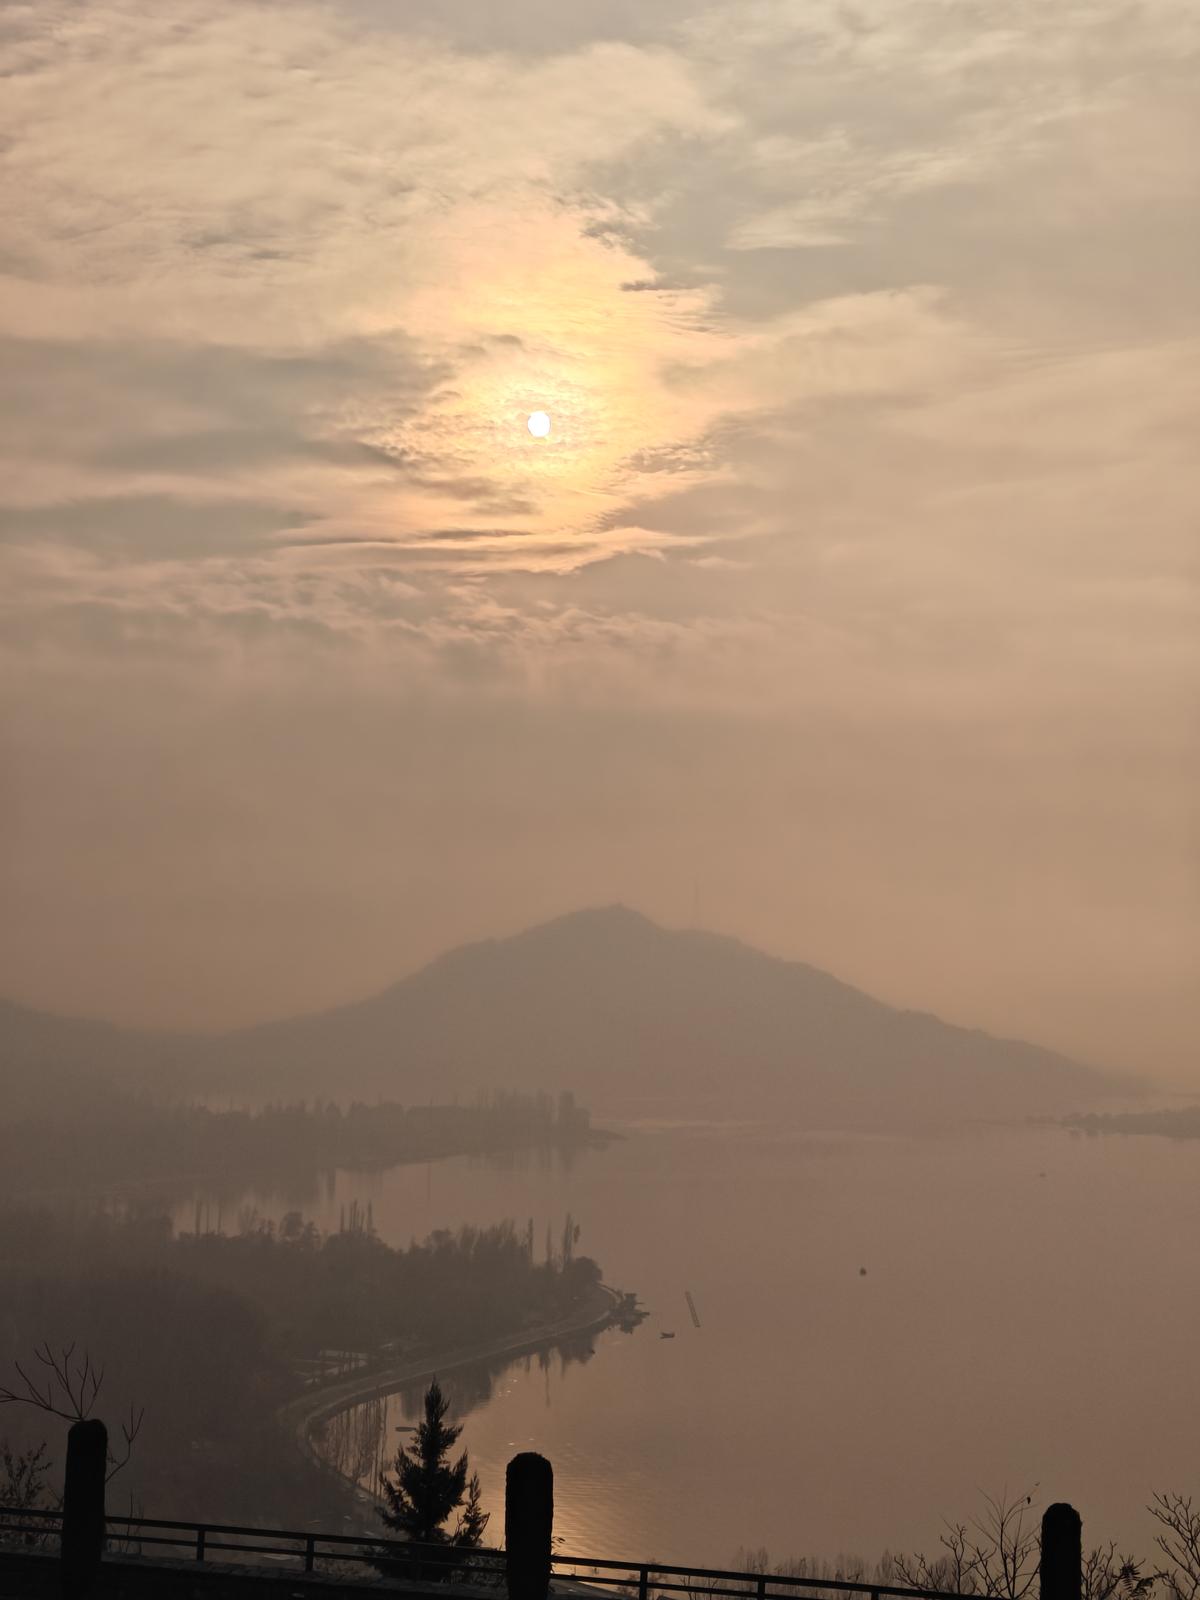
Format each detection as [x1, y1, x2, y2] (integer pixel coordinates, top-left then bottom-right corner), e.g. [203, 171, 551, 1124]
[0, 907, 1114, 1128]
[0, 995, 194, 1120]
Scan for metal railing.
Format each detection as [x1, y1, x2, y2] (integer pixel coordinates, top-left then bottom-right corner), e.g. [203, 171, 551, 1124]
[0, 1505, 971, 1600]
[0, 1507, 496, 1579]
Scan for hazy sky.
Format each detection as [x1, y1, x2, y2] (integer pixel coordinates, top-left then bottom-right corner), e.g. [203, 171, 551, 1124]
[2, 1, 1197, 1080]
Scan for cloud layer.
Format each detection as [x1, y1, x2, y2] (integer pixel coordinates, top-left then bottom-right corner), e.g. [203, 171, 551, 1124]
[2, 0, 1197, 1076]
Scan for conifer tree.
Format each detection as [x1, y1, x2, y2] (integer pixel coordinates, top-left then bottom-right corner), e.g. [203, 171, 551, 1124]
[454, 1472, 489, 1548]
[376, 1380, 488, 1552]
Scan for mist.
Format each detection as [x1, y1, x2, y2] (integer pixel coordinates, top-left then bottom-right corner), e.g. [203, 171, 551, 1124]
[2, 0, 1198, 1593]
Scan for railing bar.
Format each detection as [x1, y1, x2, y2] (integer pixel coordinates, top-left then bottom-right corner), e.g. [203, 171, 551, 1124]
[645, 1585, 957, 1600]
[551, 1577, 964, 1600]
[0, 1508, 974, 1600]
[548, 1578, 637, 1586]
[105, 1515, 508, 1558]
[652, 1580, 774, 1593]
[653, 1581, 767, 1592]
[109, 1535, 198, 1549]
[555, 1555, 671, 1570]
[195, 1539, 331, 1558]
[319, 1548, 480, 1563]
[0, 1504, 508, 1561]
[105, 1515, 317, 1537]
[116, 1536, 270, 1554]
[562, 1567, 965, 1600]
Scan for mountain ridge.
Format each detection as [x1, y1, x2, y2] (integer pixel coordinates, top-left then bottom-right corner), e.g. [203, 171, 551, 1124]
[0, 905, 1117, 1127]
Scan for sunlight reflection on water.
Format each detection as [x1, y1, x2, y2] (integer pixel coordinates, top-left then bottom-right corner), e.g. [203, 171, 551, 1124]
[175, 1121, 1200, 1567]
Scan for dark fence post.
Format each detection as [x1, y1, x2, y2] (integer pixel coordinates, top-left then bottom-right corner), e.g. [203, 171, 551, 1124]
[506, 1452, 553, 1600]
[61, 1418, 106, 1600]
[1041, 1503, 1082, 1600]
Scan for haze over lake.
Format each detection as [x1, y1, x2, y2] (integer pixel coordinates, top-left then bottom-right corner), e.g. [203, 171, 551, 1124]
[173, 1116, 1200, 1566]
[4, 0, 1198, 1585]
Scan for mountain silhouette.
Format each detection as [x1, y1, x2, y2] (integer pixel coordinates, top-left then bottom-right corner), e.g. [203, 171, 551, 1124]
[0, 906, 1111, 1128]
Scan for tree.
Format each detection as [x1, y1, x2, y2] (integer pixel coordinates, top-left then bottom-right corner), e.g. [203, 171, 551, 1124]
[1150, 1494, 1200, 1600]
[0, 1342, 142, 1484]
[456, 1472, 489, 1547]
[0, 1440, 57, 1550]
[375, 1379, 489, 1578]
[892, 1488, 1041, 1599]
[1079, 1543, 1159, 1600]
[892, 1489, 1157, 1600]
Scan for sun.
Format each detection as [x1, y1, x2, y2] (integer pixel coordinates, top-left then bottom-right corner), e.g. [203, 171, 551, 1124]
[527, 411, 551, 438]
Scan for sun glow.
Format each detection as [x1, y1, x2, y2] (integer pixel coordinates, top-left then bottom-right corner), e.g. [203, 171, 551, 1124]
[372, 201, 724, 563]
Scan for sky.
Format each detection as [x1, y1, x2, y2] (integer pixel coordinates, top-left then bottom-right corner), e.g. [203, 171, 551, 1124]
[1, 0, 1197, 1081]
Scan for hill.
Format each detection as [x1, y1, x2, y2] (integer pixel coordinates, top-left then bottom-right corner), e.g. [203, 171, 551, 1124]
[0, 907, 1112, 1128]
[0, 995, 194, 1119]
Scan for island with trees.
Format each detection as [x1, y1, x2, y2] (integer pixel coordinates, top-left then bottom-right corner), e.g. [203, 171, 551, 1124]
[1054, 1106, 1200, 1140]
[0, 1087, 612, 1206]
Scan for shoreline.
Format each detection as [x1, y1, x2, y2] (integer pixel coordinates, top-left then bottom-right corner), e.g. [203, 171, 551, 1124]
[279, 1282, 629, 1516]
[4, 1132, 621, 1211]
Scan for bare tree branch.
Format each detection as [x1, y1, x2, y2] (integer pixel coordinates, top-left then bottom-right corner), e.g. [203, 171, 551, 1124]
[2, 1342, 143, 1484]
[1082, 1543, 1160, 1600]
[1149, 1495, 1200, 1600]
[104, 1401, 145, 1484]
[0, 1342, 104, 1423]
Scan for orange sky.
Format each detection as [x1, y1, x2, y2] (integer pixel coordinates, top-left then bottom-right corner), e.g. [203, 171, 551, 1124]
[1, 1, 1197, 1080]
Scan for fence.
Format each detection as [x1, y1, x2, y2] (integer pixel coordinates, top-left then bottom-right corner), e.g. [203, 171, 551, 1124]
[0, 1504, 1086, 1600]
[0, 1428, 1084, 1600]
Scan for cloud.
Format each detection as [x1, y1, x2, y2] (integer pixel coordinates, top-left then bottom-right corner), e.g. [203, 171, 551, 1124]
[0, 496, 311, 563]
[1, 0, 1196, 1072]
[0, 6, 742, 581]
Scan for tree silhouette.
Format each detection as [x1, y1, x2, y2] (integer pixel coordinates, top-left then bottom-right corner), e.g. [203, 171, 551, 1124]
[892, 1488, 1159, 1600]
[376, 1379, 488, 1561]
[457, 1471, 489, 1548]
[1150, 1494, 1200, 1600]
[0, 1342, 142, 1483]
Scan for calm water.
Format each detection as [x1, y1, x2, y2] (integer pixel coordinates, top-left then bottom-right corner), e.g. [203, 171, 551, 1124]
[173, 1121, 1200, 1567]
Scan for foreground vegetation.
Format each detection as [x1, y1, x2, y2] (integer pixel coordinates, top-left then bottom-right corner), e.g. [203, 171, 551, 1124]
[372, 1378, 488, 1582]
[717, 1487, 1198, 1600]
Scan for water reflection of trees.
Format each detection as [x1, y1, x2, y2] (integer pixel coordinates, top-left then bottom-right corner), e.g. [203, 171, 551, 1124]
[328, 1331, 605, 1491]
[471, 1142, 583, 1176]
[398, 1334, 600, 1424]
[319, 1394, 389, 1494]
[3, 1093, 607, 1211]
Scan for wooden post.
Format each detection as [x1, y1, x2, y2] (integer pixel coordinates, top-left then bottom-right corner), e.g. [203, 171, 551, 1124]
[61, 1418, 106, 1600]
[506, 1452, 553, 1600]
[1041, 1503, 1082, 1600]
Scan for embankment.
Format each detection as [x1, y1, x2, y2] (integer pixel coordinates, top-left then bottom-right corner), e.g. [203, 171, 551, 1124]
[280, 1283, 627, 1512]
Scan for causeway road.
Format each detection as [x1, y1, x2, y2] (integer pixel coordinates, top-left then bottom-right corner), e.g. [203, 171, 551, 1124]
[280, 1283, 627, 1509]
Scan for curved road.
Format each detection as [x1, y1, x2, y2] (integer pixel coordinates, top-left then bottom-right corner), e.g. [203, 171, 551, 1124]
[280, 1283, 627, 1512]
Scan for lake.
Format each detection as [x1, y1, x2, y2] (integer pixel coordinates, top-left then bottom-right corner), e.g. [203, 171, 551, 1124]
[172, 1119, 1200, 1569]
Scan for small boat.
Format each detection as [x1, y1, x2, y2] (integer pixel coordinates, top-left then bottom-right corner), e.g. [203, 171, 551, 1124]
[660, 1331, 675, 1339]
